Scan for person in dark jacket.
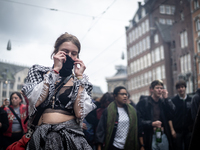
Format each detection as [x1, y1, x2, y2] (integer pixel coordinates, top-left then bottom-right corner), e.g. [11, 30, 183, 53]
[0, 106, 9, 150]
[168, 80, 193, 150]
[191, 88, 200, 121]
[188, 88, 200, 150]
[136, 80, 175, 150]
[95, 86, 138, 150]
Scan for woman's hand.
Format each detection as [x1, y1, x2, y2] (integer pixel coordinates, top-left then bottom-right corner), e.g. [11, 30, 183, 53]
[53, 51, 67, 72]
[74, 58, 86, 78]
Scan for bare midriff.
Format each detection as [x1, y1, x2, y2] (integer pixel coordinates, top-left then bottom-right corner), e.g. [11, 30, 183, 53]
[38, 112, 75, 125]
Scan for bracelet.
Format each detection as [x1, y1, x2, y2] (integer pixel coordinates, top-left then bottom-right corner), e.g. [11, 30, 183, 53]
[53, 69, 59, 74]
[76, 75, 83, 80]
[141, 144, 145, 147]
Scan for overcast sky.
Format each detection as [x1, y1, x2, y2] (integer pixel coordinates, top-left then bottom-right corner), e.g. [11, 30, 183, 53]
[0, 0, 138, 93]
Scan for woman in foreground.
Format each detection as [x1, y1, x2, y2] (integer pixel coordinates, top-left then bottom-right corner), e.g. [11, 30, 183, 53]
[22, 32, 96, 150]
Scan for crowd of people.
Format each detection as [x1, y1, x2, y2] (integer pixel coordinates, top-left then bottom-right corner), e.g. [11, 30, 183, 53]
[0, 32, 199, 150]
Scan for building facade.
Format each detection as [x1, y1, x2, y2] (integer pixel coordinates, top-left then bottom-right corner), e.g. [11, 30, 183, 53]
[171, 0, 194, 94]
[191, 0, 200, 91]
[0, 61, 29, 105]
[106, 65, 127, 93]
[126, 0, 195, 103]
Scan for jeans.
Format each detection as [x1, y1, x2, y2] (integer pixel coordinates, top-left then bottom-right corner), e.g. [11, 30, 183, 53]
[152, 134, 169, 150]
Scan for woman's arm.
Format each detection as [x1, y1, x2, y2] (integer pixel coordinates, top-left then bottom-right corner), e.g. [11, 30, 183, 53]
[22, 67, 59, 116]
[72, 74, 95, 119]
[73, 81, 84, 118]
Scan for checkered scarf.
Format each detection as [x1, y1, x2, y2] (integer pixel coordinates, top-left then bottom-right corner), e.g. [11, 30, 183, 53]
[22, 65, 94, 118]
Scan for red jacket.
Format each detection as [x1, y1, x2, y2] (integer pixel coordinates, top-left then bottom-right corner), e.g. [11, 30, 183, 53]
[3, 104, 28, 137]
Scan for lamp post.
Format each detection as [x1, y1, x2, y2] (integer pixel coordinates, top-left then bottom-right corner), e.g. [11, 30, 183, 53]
[7, 40, 11, 51]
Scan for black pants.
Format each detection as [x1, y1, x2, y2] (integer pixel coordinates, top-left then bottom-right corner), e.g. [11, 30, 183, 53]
[173, 132, 192, 150]
[110, 145, 123, 150]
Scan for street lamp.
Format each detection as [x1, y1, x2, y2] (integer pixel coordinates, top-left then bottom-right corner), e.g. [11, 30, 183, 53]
[7, 40, 11, 51]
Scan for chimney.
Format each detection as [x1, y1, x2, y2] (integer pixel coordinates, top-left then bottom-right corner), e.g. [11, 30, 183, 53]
[138, 2, 141, 7]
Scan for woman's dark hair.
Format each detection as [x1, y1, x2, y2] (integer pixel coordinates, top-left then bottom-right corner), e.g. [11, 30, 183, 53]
[99, 92, 114, 108]
[113, 86, 127, 97]
[51, 32, 81, 58]
[9, 92, 23, 105]
[150, 80, 164, 89]
[175, 80, 186, 89]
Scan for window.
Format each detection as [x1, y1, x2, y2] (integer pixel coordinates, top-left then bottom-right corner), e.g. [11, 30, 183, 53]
[132, 30, 135, 41]
[18, 77, 21, 82]
[180, 32, 184, 48]
[159, 18, 166, 24]
[135, 14, 139, 22]
[180, 54, 191, 73]
[194, 0, 200, 10]
[10, 82, 14, 89]
[155, 48, 160, 62]
[199, 62, 200, 74]
[156, 67, 162, 80]
[180, 57, 184, 73]
[171, 6, 175, 14]
[180, 31, 188, 48]
[143, 39, 146, 51]
[146, 36, 150, 49]
[184, 31, 188, 47]
[147, 53, 151, 66]
[3, 83, 7, 89]
[139, 41, 142, 53]
[3, 91, 6, 97]
[154, 34, 159, 43]
[136, 43, 139, 55]
[184, 55, 188, 73]
[148, 71, 152, 83]
[145, 72, 148, 85]
[152, 69, 156, 80]
[141, 74, 144, 86]
[142, 22, 145, 34]
[160, 45, 164, 59]
[145, 19, 149, 31]
[17, 84, 23, 90]
[139, 26, 142, 37]
[142, 8, 146, 18]
[166, 19, 173, 25]
[196, 19, 200, 31]
[165, 5, 171, 14]
[140, 57, 144, 70]
[133, 46, 136, 57]
[197, 40, 200, 52]
[161, 65, 166, 79]
[151, 51, 155, 64]
[188, 54, 191, 72]
[144, 55, 147, 68]
[160, 5, 175, 15]
[160, 5, 165, 14]
[135, 28, 138, 39]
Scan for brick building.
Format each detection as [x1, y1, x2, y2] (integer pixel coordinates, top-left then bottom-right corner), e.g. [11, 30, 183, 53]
[191, 0, 200, 91]
[126, 0, 195, 103]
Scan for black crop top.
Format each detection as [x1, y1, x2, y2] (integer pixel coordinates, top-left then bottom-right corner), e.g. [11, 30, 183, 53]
[44, 86, 75, 115]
